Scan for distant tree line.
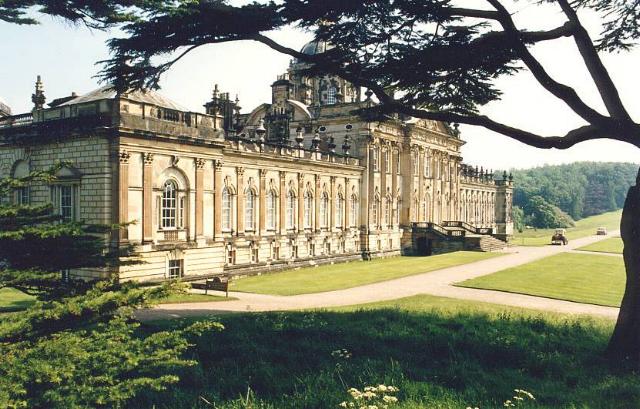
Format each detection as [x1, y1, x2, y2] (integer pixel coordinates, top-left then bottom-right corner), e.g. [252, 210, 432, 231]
[508, 162, 637, 229]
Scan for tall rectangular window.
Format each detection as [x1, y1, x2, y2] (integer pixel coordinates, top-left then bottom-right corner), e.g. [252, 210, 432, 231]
[222, 188, 233, 231]
[372, 148, 379, 171]
[52, 184, 78, 222]
[286, 192, 296, 229]
[16, 187, 30, 205]
[245, 191, 255, 231]
[266, 191, 276, 230]
[167, 259, 184, 279]
[304, 193, 313, 228]
[384, 150, 390, 173]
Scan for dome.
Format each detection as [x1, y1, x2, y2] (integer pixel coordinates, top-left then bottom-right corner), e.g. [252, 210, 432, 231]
[0, 97, 11, 117]
[299, 39, 333, 55]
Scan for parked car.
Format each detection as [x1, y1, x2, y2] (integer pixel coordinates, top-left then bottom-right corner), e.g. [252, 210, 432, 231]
[551, 229, 569, 245]
[596, 227, 607, 235]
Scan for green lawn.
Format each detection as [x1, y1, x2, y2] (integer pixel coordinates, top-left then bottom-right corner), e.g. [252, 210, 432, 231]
[457, 253, 625, 307]
[577, 237, 624, 254]
[0, 287, 230, 312]
[0, 288, 36, 312]
[135, 294, 639, 409]
[231, 251, 503, 295]
[513, 210, 622, 246]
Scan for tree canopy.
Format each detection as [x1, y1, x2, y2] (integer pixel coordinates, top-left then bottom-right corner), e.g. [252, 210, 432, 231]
[511, 162, 637, 227]
[0, 166, 220, 408]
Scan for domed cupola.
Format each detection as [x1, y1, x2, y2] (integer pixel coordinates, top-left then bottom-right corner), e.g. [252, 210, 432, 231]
[299, 39, 333, 56]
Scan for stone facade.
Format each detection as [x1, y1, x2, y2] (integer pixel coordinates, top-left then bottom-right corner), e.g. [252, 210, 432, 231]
[0, 41, 513, 282]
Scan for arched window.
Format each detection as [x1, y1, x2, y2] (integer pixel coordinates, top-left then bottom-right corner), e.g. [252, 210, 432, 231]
[385, 197, 392, 227]
[266, 190, 277, 230]
[326, 86, 337, 105]
[384, 150, 390, 174]
[286, 190, 296, 229]
[222, 187, 234, 231]
[245, 189, 256, 231]
[424, 154, 430, 177]
[372, 197, 380, 226]
[304, 191, 313, 228]
[372, 147, 379, 171]
[161, 180, 179, 229]
[336, 193, 344, 227]
[420, 201, 427, 222]
[12, 160, 30, 205]
[349, 194, 358, 227]
[320, 192, 329, 228]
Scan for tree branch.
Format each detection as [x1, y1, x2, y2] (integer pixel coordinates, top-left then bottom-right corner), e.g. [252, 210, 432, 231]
[556, 0, 632, 121]
[251, 34, 635, 150]
[485, 0, 610, 127]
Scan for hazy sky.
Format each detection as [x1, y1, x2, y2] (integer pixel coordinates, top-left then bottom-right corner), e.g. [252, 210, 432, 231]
[1, 1, 638, 170]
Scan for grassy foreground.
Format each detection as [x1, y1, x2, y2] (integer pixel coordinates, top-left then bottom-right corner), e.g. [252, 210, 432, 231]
[513, 210, 621, 246]
[577, 237, 624, 254]
[231, 252, 502, 296]
[0, 288, 229, 312]
[133, 294, 640, 409]
[0, 288, 36, 312]
[457, 253, 625, 307]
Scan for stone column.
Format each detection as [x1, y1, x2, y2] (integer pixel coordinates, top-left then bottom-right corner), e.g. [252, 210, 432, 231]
[236, 166, 244, 235]
[142, 152, 154, 243]
[194, 158, 205, 238]
[279, 171, 287, 234]
[314, 174, 321, 232]
[345, 178, 351, 228]
[214, 160, 223, 240]
[330, 176, 336, 231]
[118, 150, 130, 244]
[380, 146, 387, 227]
[298, 173, 304, 231]
[367, 145, 376, 231]
[391, 148, 398, 228]
[259, 169, 267, 235]
[418, 148, 424, 222]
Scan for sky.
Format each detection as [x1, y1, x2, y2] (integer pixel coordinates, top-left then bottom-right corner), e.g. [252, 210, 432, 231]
[0, 2, 638, 170]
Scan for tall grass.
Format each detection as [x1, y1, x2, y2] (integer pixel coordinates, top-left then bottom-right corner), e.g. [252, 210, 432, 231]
[134, 296, 638, 409]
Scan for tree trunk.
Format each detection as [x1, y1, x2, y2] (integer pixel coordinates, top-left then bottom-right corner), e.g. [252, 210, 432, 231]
[607, 168, 640, 364]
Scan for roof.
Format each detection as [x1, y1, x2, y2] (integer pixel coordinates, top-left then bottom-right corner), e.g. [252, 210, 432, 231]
[0, 97, 11, 116]
[300, 39, 333, 55]
[59, 85, 190, 112]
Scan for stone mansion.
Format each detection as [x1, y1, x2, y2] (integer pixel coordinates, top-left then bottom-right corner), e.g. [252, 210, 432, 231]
[0, 41, 513, 281]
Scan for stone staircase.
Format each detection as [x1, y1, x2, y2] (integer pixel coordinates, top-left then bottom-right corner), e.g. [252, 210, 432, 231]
[463, 235, 508, 252]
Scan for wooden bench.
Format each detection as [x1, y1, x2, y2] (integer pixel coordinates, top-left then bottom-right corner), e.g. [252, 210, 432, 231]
[204, 276, 230, 297]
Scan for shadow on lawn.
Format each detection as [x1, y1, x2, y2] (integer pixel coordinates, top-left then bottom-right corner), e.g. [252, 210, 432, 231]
[133, 309, 639, 409]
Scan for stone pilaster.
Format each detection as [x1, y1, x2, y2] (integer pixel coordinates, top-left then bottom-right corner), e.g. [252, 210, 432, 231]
[314, 174, 321, 232]
[279, 171, 287, 234]
[418, 148, 424, 222]
[330, 176, 336, 231]
[214, 160, 223, 240]
[194, 158, 205, 238]
[297, 173, 304, 232]
[367, 145, 375, 232]
[391, 148, 398, 228]
[118, 150, 130, 244]
[259, 169, 267, 235]
[142, 152, 154, 243]
[236, 166, 245, 235]
[380, 146, 387, 227]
